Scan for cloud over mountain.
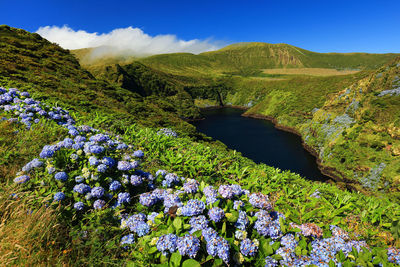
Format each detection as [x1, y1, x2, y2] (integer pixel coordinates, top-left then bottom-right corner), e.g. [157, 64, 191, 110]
[36, 25, 221, 59]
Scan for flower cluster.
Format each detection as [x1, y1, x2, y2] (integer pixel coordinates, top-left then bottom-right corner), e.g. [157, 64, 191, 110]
[157, 128, 178, 138]
[7, 87, 398, 266]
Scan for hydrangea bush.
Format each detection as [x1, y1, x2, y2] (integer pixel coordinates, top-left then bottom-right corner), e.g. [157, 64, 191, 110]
[2, 87, 400, 266]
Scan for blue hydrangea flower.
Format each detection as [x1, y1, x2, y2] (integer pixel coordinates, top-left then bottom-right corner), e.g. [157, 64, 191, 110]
[249, 193, 272, 210]
[116, 143, 128, 150]
[54, 172, 68, 181]
[180, 199, 205, 217]
[14, 175, 30, 184]
[118, 192, 131, 204]
[162, 173, 181, 187]
[91, 186, 105, 198]
[54, 192, 65, 201]
[155, 169, 167, 177]
[109, 180, 121, 191]
[203, 185, 218, 204]
[117, 161, 133, 171]
[89, 156, 99, 166]
[240, 238, 259, 257]
[97, 163, 108, 173]
[70, 153, 79, 160]
[130, 175, 143, 186]
[139, 192, 158, 207]
[208, 207, 225, 222]
[75, 176, 84, 183]
[74, 201, 85, 211]
[189, 215, 209, 234]
[235, 210, 249, 230]
[90, 133, 110, 143]
[233, 200, 244, 210]
[157, 234, 178, 255]
[89, 145, 104, 154]
[47, 166, 56, 174]
[93, 199, 106, 209]
[73, 183, 91, 194]
[264, 256, 279, 266]
[177, 234, 200, 258]
[183, 179, 199, 194]
[121, 234, 135, 248]
[102, 156, 116, 167]
[147, 212, 159, 223]
[39, 145, 56, 158]
[133, 150, 144, 158]
[136, 222, 150, 236]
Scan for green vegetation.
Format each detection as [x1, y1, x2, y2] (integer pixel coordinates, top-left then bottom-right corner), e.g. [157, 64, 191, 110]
[73, 38, 400, 197]
[0, 25, 200, 135]
[1, 25, 400, 265]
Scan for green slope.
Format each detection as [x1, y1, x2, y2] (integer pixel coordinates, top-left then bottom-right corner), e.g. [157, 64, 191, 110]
[0, 25, 198, 133]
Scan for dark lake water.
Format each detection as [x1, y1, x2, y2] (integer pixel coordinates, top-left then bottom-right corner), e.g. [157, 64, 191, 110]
[192, 107, 329, 182]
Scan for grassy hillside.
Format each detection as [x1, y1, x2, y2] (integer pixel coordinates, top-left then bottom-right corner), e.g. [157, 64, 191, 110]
[74, 42, 400, 78]
[0, 25, 198, 134]
[2, 26, 400, 266]
[1, 87, 400, 266]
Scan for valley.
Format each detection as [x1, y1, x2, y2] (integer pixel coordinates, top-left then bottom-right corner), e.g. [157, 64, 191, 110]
[1, 25, 400, 266]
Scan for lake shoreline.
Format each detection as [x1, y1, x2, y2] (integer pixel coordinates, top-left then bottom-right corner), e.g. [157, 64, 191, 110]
[197, 105, 361, 191]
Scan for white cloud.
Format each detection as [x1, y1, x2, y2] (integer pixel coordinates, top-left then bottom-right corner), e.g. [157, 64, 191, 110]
[36, 25, 221, 60]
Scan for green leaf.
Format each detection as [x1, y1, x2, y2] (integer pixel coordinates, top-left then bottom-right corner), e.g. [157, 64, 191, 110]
[261, 240, 273, 256]
[272, 241, 281, 251]
[226, 211, 239, 223]
[212, 258, 223, 267]
[328, 260, 336, 267]
[173, 217, 183, 231]
[169, 252, 182, 267]
[221, 222, 226, 235]
[295, 246, 302, 257]
[182, 259, 201, 267]
[148, 247, 158, 254]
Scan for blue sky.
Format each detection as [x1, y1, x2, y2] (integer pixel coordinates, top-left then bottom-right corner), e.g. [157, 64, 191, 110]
[1, 0, 400, 53]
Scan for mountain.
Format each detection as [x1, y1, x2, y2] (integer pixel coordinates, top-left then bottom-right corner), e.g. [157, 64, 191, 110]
[74, 42, 400, 75]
